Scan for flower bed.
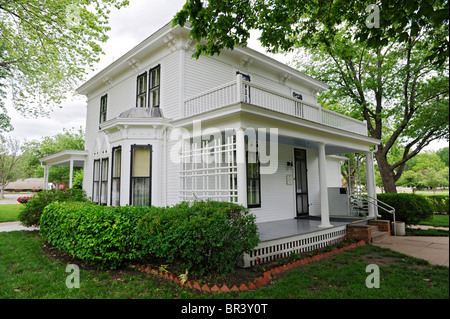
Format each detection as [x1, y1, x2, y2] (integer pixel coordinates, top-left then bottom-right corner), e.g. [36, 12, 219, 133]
[17, 196, 33, 204]
[135, 239, 366, 293]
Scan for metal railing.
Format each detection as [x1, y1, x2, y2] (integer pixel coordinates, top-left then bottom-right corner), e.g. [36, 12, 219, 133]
[366, 195, 397, 236]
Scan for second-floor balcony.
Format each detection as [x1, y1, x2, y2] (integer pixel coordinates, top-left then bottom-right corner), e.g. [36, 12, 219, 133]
[184, 74, 368, 136]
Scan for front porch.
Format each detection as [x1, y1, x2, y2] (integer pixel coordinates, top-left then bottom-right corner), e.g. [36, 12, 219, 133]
[243, 216, 370, 267]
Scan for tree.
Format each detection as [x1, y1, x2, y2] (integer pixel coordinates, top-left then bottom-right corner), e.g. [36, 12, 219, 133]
[174, 0, 449, 192]
[0, 44, 12, 136]
[0, 0, 129, 129]
[21, 127, 85, 185]
[0, 136, 22, 198]
[397, 170, 421, 192]
[436, 147, 449, 167]
[422, 168, 447, 194]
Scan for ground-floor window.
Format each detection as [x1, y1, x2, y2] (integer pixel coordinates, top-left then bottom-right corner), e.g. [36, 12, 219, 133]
[111, 146, 121, 206]
[130, 145, 152, 206]
[247, 150, 261, 208]
[93, 158, 108, 205]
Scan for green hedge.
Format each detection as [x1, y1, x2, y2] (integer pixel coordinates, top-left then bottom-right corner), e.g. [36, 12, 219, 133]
[19, 189, 88, 227]
[376, 193, 434, 225]
[136, 200, 259, 275]
[40, 200, 260, 273]
[425, 195, 449, 213]
[40, 202, 149, 269]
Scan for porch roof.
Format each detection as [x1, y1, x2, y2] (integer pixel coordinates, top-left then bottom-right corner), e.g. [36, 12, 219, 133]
[39, 150, 88, 167]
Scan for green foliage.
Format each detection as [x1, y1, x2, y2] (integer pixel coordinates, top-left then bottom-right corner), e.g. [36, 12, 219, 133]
[0, 0, 129, 122]
[425, 195, 449, 214]
[376, 193, 434, 225]
[20, 127, 85, 183]
[137, 200, 259, 275]
[40, 202, 148, 269]
[19, 188, 88, 227]
[174, 0, 449, 193]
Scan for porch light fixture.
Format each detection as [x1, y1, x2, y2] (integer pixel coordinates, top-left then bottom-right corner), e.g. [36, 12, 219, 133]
[236, 71, 251, 82]
[293, 92, 303, 100]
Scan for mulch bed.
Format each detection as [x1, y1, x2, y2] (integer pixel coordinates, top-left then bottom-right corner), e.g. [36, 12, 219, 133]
[39, 234, 365, 293]
[135, 240, 366, 293]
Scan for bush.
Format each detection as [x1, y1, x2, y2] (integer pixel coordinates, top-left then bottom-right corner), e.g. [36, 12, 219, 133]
[136, 200, 259, 275]
[40, 202, 149, 269]
[19, 188, 88, 227]
[425, 195, 449, 214]
[376, 193, 434, 225]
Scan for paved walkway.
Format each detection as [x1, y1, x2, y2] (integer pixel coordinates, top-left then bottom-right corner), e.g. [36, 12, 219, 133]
[373, 235, 449, 267]
[0, 221, 39, 232]
[0, 193, 33, 205]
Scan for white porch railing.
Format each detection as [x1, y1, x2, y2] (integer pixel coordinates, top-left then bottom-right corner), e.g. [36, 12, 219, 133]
[243, 225, 347, 267]
[184, 75, 368, 136]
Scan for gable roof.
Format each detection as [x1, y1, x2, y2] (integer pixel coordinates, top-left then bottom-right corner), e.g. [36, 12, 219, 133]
[77, 22, 328, 96]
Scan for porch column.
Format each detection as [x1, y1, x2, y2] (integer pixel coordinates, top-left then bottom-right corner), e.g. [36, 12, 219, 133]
[365, 151, 377, 218]
[236, 127, 248, 207]
[69, 159, 74, 188]
[43, 165, 49, 190]
[318, 142, 332, 228]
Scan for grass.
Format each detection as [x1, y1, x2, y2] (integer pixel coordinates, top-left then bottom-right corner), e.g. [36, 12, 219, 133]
[0, 204, 21, 223]
[419, 214, 449, 227]
[0, 231, 448, 300]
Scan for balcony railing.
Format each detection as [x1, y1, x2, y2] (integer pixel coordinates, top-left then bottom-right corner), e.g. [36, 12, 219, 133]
[184, 74, 368, 136]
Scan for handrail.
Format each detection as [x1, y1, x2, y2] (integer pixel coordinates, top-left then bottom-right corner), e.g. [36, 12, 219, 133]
[365, 194, 397, 236]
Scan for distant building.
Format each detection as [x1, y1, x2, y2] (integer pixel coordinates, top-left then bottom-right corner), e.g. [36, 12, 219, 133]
[4, 178, 44, 192]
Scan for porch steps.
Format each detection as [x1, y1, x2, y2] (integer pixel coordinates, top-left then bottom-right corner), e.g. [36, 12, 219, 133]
[370, 225, 390, 244]
[346, 220, 391, 243]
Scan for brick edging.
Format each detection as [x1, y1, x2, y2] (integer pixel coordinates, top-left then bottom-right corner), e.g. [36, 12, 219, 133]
[135, 240, 366, 293]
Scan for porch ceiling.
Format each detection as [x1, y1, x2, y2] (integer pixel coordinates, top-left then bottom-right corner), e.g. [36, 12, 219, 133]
[277, 135, 366, 155]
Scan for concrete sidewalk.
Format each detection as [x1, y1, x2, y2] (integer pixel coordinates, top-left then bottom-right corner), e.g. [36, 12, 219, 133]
[0, 221, 39, 232]
[373, 236, 449, 267]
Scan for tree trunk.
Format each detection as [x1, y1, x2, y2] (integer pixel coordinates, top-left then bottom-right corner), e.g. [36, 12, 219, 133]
[375, 151, 398, 193]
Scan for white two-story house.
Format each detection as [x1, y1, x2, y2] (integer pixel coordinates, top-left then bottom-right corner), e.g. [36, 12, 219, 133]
[40, 22, 381, 266]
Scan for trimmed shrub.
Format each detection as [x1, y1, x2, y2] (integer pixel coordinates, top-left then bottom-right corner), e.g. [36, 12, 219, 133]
[425, 195, 449, 214]
[40, 202, 149, 269]
[376, 193, 434, 225]
[136, 200, 260, 275]
[19, 188, 88, 227]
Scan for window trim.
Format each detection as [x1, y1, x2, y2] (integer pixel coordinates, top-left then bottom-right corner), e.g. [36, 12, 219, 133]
[149, 64, 161, 108]
[246, 150, 261, 208]
[130, 144, 152, 207]
[93, 159, 100, 204]
[110, 146, 121, 207]
[99, 94, 107, 123]
[93, 158, 108, 205]
[136, 72, 147, 108]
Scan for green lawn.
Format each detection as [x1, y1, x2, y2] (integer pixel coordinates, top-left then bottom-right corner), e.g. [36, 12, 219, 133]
[419, 214, 449, 227]
[0, 231, 448, 300]
[0, 204, 21, 223]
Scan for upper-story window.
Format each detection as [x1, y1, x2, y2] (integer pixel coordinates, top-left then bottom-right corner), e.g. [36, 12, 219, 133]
[149, 65, 160, 107]
[136, 72, 147, 108]
[99, 94, 107, 123]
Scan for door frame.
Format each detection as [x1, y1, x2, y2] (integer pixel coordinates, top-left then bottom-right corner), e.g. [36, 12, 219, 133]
[294, 148, 309, 217]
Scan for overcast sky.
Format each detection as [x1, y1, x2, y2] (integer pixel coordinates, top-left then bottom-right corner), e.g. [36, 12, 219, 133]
[5, 0, 280, 144]
[4, 0, 447, 150]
